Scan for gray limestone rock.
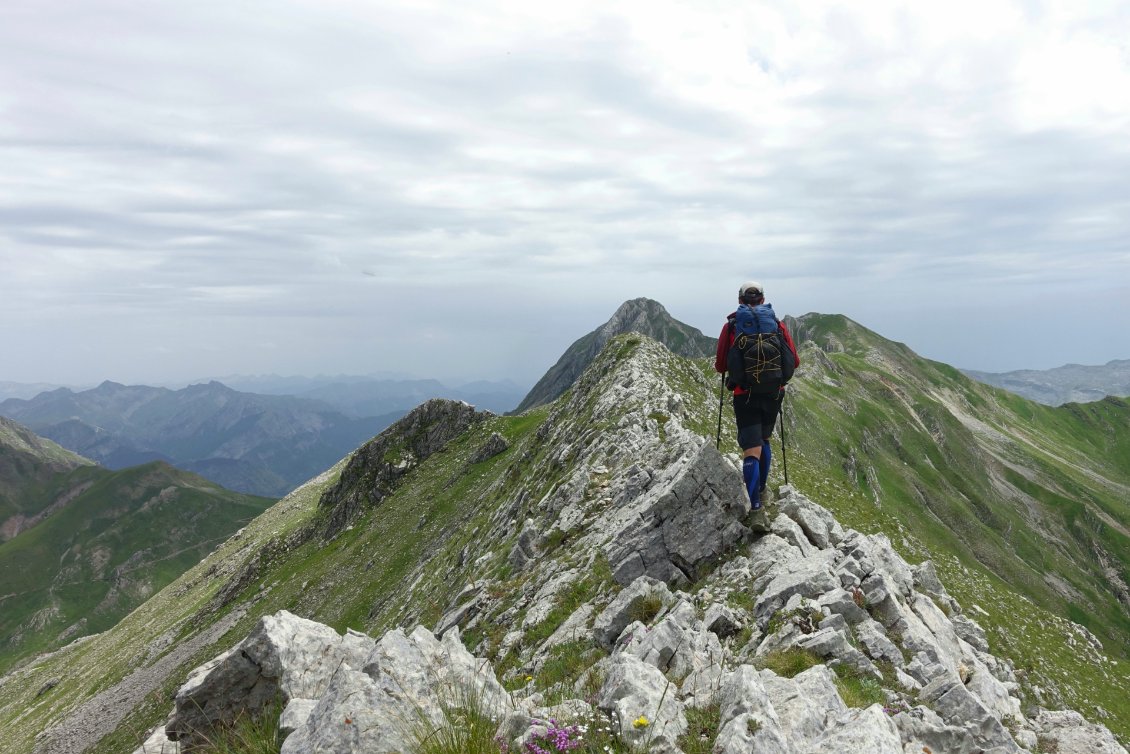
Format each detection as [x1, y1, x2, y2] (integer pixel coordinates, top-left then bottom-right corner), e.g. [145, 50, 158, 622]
[893, 706, 979, 754]
[469, 432, 509, 465]
[919, 675, 1019, 752]
[759, 664, 847, 747]
[592, 576, 674, 650]
[1032, 710, 1129, 754]
[619, 601, 725, 681]
[816, 587, 870, 625]
[770, 513, 817, 557]
[778, 496, 844, 550]
[952, 613, 990, 653]
[808, 704, 903, 754]
[753, 550, 840, 627]
[855, 618, 905, 666]
[605, 441, 752, 587]
[596, 654, 687, 753]
[283, 625, 512, 754]
[795, 628, 881, 679]
[167, 611, 375, 745]
[132, 727, 181, 754]
[509, 518, 539, 570]
[746, 533, 804, 591]
[317, 399, 484, 538]
[703, 603, 743, 639]
[713, 666, 792, 754]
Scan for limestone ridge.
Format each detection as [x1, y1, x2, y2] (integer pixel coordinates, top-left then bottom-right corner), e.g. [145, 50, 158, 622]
[514, 297, 716, 412]
[132, 336, 1125, 754]
[145, 494, 1123, 754]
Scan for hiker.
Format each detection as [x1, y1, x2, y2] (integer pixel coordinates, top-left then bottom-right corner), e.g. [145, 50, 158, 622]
[715, 281, 799, 510]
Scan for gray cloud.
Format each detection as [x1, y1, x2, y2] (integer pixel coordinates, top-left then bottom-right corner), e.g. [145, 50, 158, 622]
[1, 0, 1128, 385]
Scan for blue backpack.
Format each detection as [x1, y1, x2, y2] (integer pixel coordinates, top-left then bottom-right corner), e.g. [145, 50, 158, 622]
[726, 303, 791, 392]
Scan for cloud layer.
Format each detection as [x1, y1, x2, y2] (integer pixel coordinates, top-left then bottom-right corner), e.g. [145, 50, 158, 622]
[2, 0, 1128, 384]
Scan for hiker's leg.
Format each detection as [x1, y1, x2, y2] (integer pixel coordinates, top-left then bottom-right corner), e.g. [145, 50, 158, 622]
[759, 441, 772, 492]
[759, 395, 781, 492]
[733, 396, 764, 509]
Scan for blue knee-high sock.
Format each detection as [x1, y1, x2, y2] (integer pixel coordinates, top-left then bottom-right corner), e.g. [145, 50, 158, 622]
[743, 456, 762, 510]
[759, 441, 772, 492]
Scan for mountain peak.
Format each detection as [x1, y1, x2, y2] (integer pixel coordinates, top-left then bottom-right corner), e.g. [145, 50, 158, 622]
[514, 298, 716, 412]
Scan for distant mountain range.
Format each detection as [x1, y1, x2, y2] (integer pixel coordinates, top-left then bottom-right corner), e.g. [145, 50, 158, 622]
[0, 416, 272, 670]
[0, 381, 76, 403]
[0, 382, 398, 497]
[0, 376, 526, 498]
[207, 374, 526, 415]
[964, 359, 1130, 405]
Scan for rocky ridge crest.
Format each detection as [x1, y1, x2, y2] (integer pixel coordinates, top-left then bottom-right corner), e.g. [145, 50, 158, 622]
[134, 336, 1126, 754]
[514, 298, 715, 412]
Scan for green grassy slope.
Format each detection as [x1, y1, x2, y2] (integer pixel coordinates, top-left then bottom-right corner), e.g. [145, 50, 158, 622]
[0, 323, 1126, 752]
[0, 462, 273, 673]
[0, 417, 95, 538]
[779, 313, 1130, 724]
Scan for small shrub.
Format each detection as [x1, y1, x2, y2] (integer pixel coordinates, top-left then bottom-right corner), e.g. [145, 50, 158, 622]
[626, 594, 663, 625]
[746, 717, 761, 736]
[757, 648, 823, 678]
[1036, 736, 1060, 753]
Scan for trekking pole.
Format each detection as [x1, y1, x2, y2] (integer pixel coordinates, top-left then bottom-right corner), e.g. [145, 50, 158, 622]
[716, 373, 726, 449]
[780, 388, 790, 486]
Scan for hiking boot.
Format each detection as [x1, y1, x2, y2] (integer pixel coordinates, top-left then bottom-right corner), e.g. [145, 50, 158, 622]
[747, 506, 771, 534]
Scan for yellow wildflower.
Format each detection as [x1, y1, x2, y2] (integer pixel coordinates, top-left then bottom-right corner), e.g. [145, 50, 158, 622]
[632, 716, 649, 729]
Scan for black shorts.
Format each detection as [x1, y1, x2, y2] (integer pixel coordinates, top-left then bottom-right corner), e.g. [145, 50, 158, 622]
[732, 392, 781, 450]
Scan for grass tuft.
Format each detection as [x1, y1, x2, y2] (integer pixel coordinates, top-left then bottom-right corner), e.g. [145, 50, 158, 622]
[756, 647, 823, 678]
[677, 702, 721, 754]
[193, 697, 284, 754]
[832, 664, 886, 708]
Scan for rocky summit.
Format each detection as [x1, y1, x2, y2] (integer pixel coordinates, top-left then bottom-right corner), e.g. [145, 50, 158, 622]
[112, 335, 1125, 754]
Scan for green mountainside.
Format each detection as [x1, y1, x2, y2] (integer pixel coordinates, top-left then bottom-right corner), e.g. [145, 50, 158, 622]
[1, 416, 96, 542]
[788, 314, 1130, 655]
[0, 457, 274, 674]
[0, 312, 1126, 753]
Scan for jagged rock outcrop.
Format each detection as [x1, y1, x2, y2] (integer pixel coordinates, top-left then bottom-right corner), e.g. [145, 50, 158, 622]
[317, 398, 485, 537]
[604, 441, 752, 586]
[515, 297, 715, 411]
[138, 482, 1127, 754]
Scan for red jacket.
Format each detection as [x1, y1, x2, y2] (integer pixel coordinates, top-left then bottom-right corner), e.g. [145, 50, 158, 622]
[714, 312, 800, 395]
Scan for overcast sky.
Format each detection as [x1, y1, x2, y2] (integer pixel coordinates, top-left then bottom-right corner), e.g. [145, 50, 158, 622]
[2, 0, 1128, 388]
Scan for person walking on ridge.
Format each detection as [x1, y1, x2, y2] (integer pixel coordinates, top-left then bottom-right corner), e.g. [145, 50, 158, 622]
[715, 281, 799, 510]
